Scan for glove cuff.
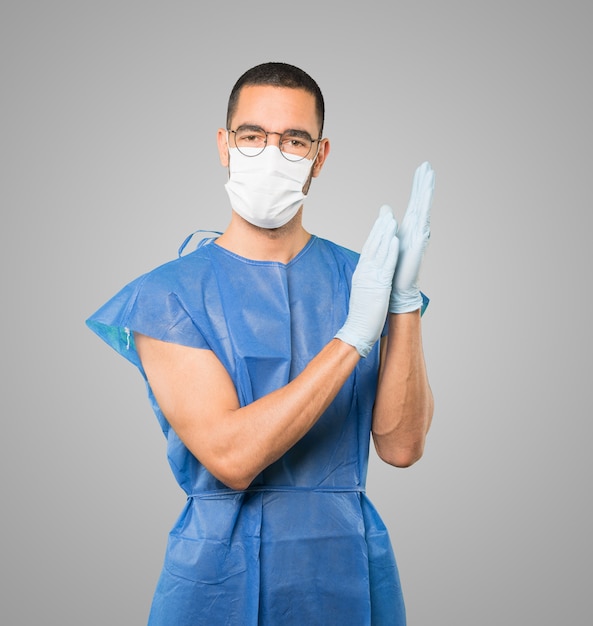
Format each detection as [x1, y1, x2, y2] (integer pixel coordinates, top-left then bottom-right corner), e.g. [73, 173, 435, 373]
[388, 288, 423, 314]
[334, 327, 373, 358]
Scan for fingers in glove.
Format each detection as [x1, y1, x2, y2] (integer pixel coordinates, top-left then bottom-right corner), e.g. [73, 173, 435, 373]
[360, 204, 397, 260]
[401, 162, 434, 245]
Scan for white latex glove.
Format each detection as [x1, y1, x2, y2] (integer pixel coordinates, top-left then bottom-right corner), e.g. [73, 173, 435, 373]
[389, 161, 435, 314]
[335, 205, 399, 357]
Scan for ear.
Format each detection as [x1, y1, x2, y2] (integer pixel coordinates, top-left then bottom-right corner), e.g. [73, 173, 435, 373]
[217, 128, 229, 167]
[311, 138, 330, 178]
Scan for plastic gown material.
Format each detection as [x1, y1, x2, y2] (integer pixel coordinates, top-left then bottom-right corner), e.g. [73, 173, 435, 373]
[86, 235, 423, 625]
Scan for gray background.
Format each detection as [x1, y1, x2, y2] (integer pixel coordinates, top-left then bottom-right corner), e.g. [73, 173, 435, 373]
[2, 1, 591, 624]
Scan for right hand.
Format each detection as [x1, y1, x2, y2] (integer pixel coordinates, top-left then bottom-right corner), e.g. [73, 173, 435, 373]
[335, 205, 399, 357]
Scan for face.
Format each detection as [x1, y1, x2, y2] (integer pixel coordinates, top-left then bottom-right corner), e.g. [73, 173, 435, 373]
[217, 85, 330, 187]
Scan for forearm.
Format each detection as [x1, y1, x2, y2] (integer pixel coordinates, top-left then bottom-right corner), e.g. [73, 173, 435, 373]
[223, 338, 360, 487]
[137, 331, 361, 490]
[372, 310, 433, 467]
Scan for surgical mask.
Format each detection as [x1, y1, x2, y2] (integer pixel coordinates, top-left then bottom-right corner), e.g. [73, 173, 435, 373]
[224, 145, 315, 229]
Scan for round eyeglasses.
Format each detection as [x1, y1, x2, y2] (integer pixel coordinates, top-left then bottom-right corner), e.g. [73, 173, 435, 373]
[228, 125, 320, 161]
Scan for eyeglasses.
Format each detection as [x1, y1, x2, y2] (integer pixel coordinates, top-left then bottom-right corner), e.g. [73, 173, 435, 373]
[228, 125, 320, 161]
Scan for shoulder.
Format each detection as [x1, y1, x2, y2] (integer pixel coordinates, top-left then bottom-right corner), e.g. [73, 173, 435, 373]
[87, 240, 215, 325]
[312, 237, 359, 270]
[137, 242, 215, 293]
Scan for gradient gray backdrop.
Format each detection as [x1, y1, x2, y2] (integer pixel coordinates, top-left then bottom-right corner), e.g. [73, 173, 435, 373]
[2, 1, 591, 624]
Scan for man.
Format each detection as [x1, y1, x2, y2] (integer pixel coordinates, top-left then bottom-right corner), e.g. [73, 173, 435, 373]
[87, 61, 434, 625]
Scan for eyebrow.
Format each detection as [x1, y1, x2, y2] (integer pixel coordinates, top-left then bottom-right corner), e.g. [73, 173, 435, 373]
[235, 124, 265, 133]
[236, 124, 314, 140]
[283, 128, 314, 140]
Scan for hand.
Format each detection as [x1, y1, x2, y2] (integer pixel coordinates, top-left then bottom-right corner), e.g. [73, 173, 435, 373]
[389, 161, 434, 314]
[335, 205, 399, 357]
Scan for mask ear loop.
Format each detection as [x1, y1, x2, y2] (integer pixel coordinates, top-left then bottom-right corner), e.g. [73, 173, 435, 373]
[306, 139, 323, 185]
[226, 130, 233, 173]
[313, 139, 321, 161]
[310, 137, 322, 170]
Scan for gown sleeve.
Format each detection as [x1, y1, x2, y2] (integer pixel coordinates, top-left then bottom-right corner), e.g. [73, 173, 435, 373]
[420, 291, 430, 316]
[85, 266, 210, 369]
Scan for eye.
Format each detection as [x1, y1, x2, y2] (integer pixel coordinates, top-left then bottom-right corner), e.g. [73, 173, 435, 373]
[235, 127, 266, 146]
[280, 132, 313, 158]
[283, 137, 307, 149]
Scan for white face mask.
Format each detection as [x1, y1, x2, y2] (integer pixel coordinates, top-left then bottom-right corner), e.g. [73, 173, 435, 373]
[224, 145, 315, 229]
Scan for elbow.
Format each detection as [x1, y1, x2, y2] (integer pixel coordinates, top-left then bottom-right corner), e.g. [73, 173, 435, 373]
[372, 428, 428, 468]
[187, 434, 260, 491]
[377, 441, 425, 468]
[374, 398, 434, 468]
[207, 455, 257, 491]
[210, 463, 254, 491]
[220, 476, 253, 491]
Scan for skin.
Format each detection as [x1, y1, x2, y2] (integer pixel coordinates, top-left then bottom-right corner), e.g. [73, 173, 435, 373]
[215, 85, 329, 263]
[135, 85, 433, 490]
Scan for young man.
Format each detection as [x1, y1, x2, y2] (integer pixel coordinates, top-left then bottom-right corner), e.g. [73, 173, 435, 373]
[87, 62, 434, 625]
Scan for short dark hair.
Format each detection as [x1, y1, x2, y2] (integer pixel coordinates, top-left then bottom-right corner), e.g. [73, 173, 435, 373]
[226, 62, 325, 136]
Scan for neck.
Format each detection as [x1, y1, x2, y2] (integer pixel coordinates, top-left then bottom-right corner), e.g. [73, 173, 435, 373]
[216, 209, 311, 264]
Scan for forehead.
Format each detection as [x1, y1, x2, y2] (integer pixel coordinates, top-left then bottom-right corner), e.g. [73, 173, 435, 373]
[232, 85, 319, 133]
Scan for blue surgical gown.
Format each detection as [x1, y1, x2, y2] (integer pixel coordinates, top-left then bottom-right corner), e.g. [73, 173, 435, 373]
[86, 235, 408, 625]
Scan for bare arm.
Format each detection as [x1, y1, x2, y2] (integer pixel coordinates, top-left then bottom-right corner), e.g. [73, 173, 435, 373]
[372, 310, 434, 467]
[135, 333, 360, 490]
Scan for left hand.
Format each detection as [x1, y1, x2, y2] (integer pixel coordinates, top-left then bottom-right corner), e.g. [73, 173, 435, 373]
[389, 161, 435, 314]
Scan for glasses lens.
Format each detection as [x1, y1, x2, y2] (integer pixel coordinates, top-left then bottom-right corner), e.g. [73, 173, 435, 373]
[231, 127, 315, 160]
[233, 126, 267, 157]
[280, 132, 313, 161]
